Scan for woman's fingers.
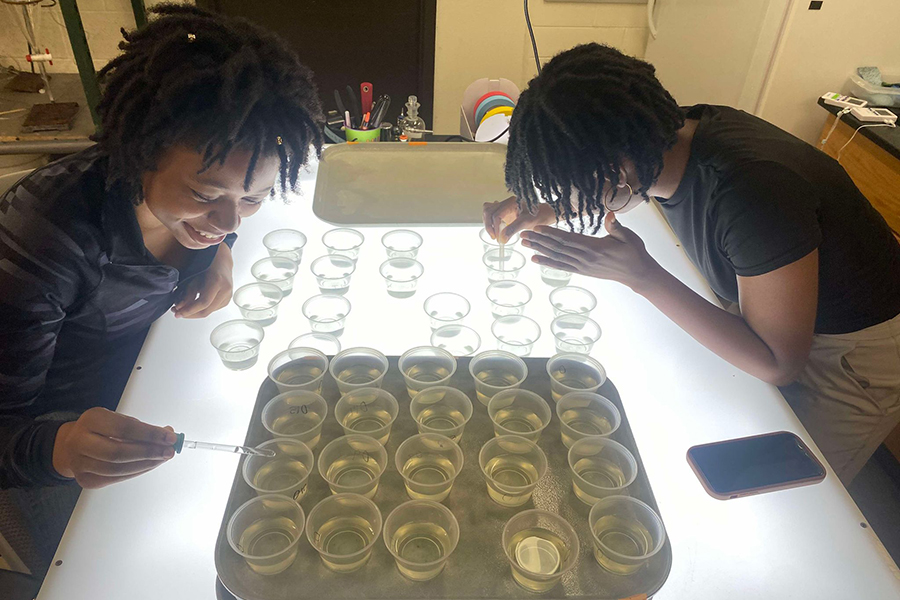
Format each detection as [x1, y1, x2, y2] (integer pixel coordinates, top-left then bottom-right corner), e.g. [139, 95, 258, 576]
[74, 456, 170, 477]
[74, 467, 163, 490]
[82, 408, 175, 445]
[530, 254, 580, 273]
[81, 433, 174, 463]
[521, 236, 587, 266]
[185, 287, 231, 319]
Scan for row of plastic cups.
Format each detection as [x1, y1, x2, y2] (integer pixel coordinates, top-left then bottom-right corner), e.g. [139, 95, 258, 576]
[467, 351, 607, 405]
[228, 492, 460, 579]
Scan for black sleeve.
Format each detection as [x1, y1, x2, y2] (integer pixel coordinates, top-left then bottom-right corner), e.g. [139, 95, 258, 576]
[0, 186, 91, 488]
[224, 232, 237, 249]
[713, 162, 822, 277]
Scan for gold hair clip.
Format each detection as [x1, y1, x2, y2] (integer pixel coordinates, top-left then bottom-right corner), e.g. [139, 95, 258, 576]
[276, 136, 283, 146]
[187, 33, 196, 42]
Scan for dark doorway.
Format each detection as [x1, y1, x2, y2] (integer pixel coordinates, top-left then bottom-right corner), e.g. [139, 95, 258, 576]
[197, 0, 437, 128]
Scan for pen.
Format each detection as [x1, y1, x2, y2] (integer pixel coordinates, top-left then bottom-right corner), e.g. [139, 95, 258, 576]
[344, 110, 351, 128]
[361, 111, 371, 130]
[371, 95, 391, 129]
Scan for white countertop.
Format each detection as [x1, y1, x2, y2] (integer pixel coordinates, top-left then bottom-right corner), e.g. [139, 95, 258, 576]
[37, 160, 900, 599]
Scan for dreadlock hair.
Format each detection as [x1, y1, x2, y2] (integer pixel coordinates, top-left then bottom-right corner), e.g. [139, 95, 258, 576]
[93, 3, 324, 203]
[505, 43, 684, 232]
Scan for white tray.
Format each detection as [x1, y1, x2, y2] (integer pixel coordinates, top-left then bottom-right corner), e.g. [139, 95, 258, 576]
[312, 142, 509, 225]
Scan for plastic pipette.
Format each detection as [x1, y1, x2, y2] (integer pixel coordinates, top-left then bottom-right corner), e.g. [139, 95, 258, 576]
[173, 433, 275, 458]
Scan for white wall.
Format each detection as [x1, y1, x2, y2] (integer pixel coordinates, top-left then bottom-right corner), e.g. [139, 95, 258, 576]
[0, 0, 187, 74]
[758, 0, 900, 143]
[433, 0, 649, 133]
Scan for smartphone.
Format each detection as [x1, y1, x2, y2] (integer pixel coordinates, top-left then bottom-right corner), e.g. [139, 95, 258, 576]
[687, 431, 826, 500]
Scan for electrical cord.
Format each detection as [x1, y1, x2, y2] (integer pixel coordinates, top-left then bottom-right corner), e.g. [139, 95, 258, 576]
[819, 107, 851, 149]
[836, 122, 896, 162]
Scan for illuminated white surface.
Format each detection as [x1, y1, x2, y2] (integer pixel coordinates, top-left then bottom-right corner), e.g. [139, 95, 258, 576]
[38, 161, 900, 599]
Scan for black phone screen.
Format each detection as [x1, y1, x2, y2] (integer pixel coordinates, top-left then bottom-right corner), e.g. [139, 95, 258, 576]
[688, 432, 825, 496]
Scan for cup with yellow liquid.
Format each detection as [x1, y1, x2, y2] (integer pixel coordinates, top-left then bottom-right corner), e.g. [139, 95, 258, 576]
[487, 389, 552, 442]
[306, 493, 382, 573]
[335, 387, 399, 444]
[383, 500, 460, 581]
[479, 435, 547, 507]
[545, 353, 607, 402]
[261, 390, 328, 449]
[568, 437, 638, 505]
[589, 495, 666, 575]
[227, 495, 305, 576]
[556, 391, 621, 448]
[398, 346, 457, 398]
[267, 347, 328, 394]
[318, 435, 388, 498]
[468, 350, 528, 407]
[409, 386, 473, 442]
[395, 433, 464, 502]
[242, 438, 314, 502]
[502, 509, 580, 592]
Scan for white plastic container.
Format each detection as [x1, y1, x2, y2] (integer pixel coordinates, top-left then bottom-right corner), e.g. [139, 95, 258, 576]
[843, 72, 900, 107]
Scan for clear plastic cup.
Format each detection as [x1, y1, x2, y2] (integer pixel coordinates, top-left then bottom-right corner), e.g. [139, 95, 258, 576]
[479, 435, 548, 507]
[310, 255, 356, 295]
[549, 286, 597, 317]
[502, 509, 580, 592]
[486, 281, 532, 319]
[329, 347, 390, 395]
[480, 227, 520, 251]
[267, 348, 328, 394]
[546, 354, 607, 402]
[430, 324, 481, 357]
[468, 350, 529, 406]
[409, 386, 474, 442]
[261, 390, 328, 449]
[322, 228, 365, 261]
[589, 495, 666, 575]
[568, 437, 638, 505]
[242, 439, 314, 502]
[233, 282, 284, 326]
[487, 389, 552, 442]
[263, 229, 307, 262]
[302, 294, 351, 337]
[379, 258, 425, 298]
[398, 346, 457, 398]
[210, 319, 265, 370]
[483, 248, 526, 282]
[395, 433, 464, 502]
[306, 493, 382, 573]
[383, 500, 460, 581]
[539, 264, 573, 288]
[423, 292, 471, 330]
[251, 256, 299, 295]
[492, 315, 541, 357]
[227, 495, 305, 576]
[556, 392, 621, 448]
[317, 435, 388, 498]
[551, 314, 602, 354]
[382, 229, 423, 258]
[289, 332, 342, 355]
[335, 387, 399, 444]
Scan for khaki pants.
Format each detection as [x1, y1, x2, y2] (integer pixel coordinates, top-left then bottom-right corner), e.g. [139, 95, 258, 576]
[780, 312, 900, 485]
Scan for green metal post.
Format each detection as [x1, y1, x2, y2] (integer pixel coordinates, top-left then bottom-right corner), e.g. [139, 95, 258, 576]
[130, 0, 148, 29]
[58, 0, 101, 128]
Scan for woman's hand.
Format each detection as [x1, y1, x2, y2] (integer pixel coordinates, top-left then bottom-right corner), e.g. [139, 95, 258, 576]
[173, 243, 234, 319]
[52, 407, 177, 489]
[520, 212, 663, 292]
[483, 196, 557, 243]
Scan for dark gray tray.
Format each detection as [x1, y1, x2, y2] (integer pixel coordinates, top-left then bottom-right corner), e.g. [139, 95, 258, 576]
[215, 357, 672, 600]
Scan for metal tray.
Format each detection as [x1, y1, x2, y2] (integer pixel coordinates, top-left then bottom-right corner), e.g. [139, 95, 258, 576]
[215, 357, 672, 600]
[311, 143, 509, 225]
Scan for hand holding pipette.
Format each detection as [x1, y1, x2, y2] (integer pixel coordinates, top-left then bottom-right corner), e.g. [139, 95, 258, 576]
[52, 407, 178, 489]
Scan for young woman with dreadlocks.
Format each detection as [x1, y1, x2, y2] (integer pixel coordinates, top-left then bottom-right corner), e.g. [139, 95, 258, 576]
[485, 43, 900, 486]
[0, 3, 322, 573]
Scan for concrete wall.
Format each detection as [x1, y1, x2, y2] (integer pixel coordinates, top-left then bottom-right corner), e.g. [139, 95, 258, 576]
[433, 0, 649, 133]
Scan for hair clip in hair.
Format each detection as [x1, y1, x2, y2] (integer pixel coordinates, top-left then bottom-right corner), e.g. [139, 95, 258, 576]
[276, 136, 284, 146]
[187, 33, 196, 42]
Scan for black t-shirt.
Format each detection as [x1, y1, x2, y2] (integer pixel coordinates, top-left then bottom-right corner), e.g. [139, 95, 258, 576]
[659, 105, 900, 335]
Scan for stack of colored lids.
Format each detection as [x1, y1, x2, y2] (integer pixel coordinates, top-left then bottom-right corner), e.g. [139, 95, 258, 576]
[473, 90, 515, 141]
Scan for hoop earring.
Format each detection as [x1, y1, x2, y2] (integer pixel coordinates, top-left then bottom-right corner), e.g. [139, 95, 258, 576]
[603, 182, 634, 212]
